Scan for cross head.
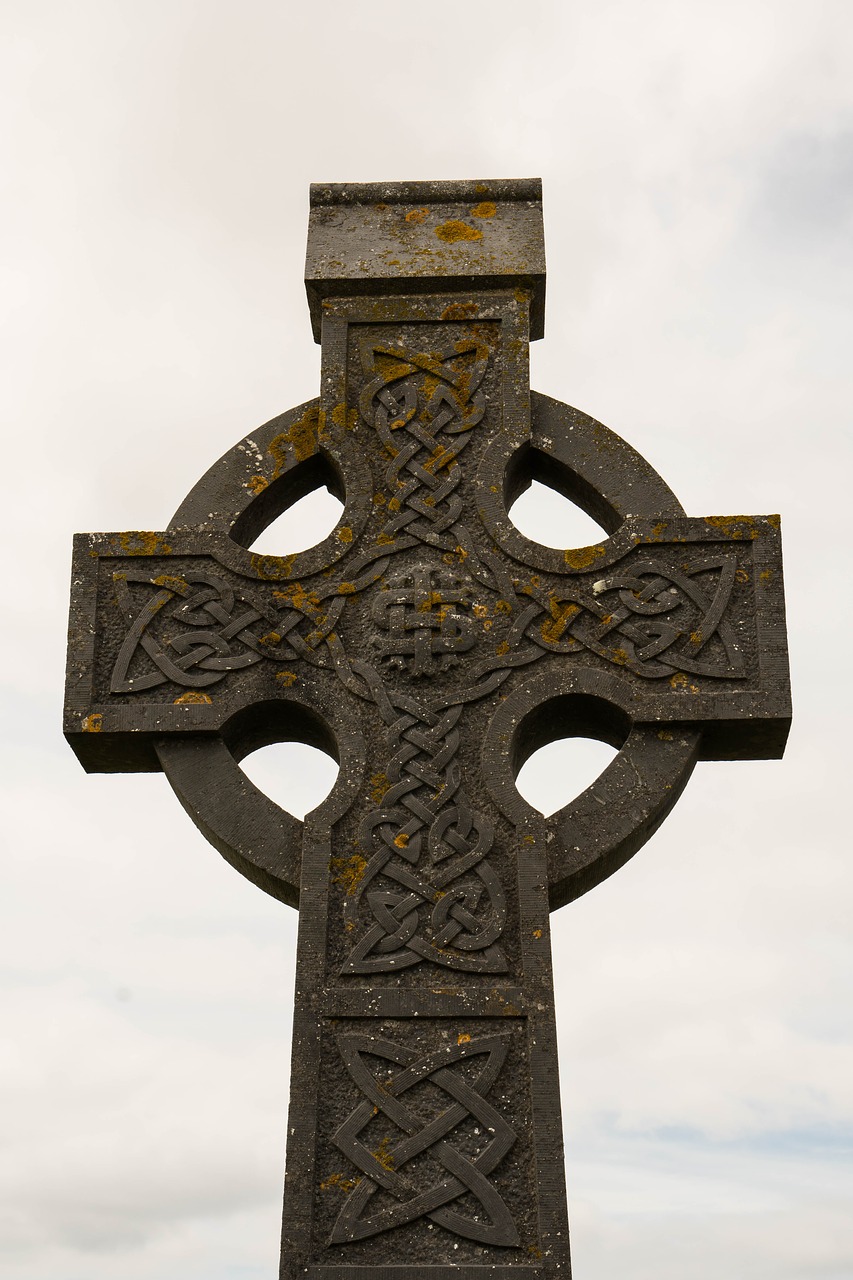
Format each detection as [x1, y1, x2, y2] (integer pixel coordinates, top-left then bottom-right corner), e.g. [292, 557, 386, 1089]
[65, 179, 791, 1279]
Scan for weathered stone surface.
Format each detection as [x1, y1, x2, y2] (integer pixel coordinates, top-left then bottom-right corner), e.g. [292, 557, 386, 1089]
[64, 179, 791, 1279]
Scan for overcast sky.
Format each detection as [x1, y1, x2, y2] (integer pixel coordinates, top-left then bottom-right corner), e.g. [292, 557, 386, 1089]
[2, 2, 852, 1278]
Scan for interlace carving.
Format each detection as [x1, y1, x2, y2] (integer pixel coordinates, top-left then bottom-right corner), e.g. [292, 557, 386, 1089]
[359, 340, 489, 554]
[110, 570, 302, 693]
[515, 555, 746, 679]
[329, 1032, 518, 1246]
[339, 662, 506, 975]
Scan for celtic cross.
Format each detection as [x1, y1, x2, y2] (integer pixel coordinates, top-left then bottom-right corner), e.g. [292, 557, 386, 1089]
[65, 179, 791, 1279]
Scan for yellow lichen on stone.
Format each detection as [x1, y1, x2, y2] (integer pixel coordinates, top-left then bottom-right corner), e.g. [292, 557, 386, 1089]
[471, 201, 496, 218]
[440, 301, 478, 321]
[330, 403, 358, 431]
[247, 474, 269, 495]
[268, 405, 321, 475]
[370, 773, 389, 803]
[405, 207, 429, 223]
[435, 219, 482, 244]
[82, 713, 103, 733]
[275, 671, 298, 687]
[118, 532, 172, 556]
[330, 854, 368, 895]
[372, 1137, 395, 1172]
[704, 515, 759, 540]
[153, 575, 188, 593]
[319, 1172, 358, 1194]
[563, 545, 605, 570]
[173, 691, 212, 705]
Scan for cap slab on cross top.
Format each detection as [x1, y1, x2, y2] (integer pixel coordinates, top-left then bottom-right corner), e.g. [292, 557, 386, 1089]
[64, 178, 791, 1279]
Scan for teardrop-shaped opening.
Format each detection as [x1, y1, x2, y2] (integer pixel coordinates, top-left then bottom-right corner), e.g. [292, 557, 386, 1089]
[229, 452, 346, 556]
[508, 478, 607, 550]
[503, 442, 622, 550]
[516, 737, 620, 817]
[239, 741, 339, 820]
[247, 486, 344, 555]
[513, 693, 630, 817]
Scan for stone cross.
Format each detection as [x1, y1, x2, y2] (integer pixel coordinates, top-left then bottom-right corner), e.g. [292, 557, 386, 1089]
[65, 179, 791, 1279]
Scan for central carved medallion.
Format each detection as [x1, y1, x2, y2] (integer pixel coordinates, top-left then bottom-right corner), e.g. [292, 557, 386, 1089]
[371, 567, 476, 678]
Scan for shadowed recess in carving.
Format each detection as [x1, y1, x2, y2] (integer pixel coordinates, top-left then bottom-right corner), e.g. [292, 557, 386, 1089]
[509, 478, 608, 550]
[238, 741, 339, 820]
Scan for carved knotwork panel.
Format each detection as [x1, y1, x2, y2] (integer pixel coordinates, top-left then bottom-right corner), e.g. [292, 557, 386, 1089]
[313, 1017, 536, 1264]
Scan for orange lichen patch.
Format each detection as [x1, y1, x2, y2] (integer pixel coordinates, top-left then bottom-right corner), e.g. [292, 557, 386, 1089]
[275, 670, 298, 687]
[273, 581, 321, 611]
[387, 496, 401, 512]
[440, 301, 478, 321]
[563, 545, 605, 570]
[370, 773, 389, 803]
[246, 474, 269, 495]
[337, 526, 353, 543]
[319, 1172, 358, 1194]
[651, 521, 668, 538]
[610, 647, 629, 665]
[405, 207, 429, 224]
[704, 515, 759, 540]
[657, 729, 674, 740]
[82, 713, 103, 733]
[373, 492, 386, 506]
[471, 200, 496, 218]
[522, 835, 535, 845]
[337, 581, 357, 595]
[251, 552, 298, 581]
[494, 599, 512, 615]
[532, 928, 542, 940]
[173, 691, 212, 705]
[736, 568, 750, 584]
[689, 630, 703, 646]
[768, 514, 781, 529]
[540, 600, 581, 644]
[372, 1137, 395, 1172]
[394, 833, 409, 849]
[153, 574, 188, 593]
[118, 532, 172, 556]
[268, 404, 321, 475]
[330, 402, 358, 431]
[760, 568, 775, 582]
[495, 641, 510, 656]
[457, 1033, 471, 1045]
[375, 532, 395, 546]
[435, 219, 482, 244]
[669, 673, 700, 693]
[330, 854, 368, 895]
